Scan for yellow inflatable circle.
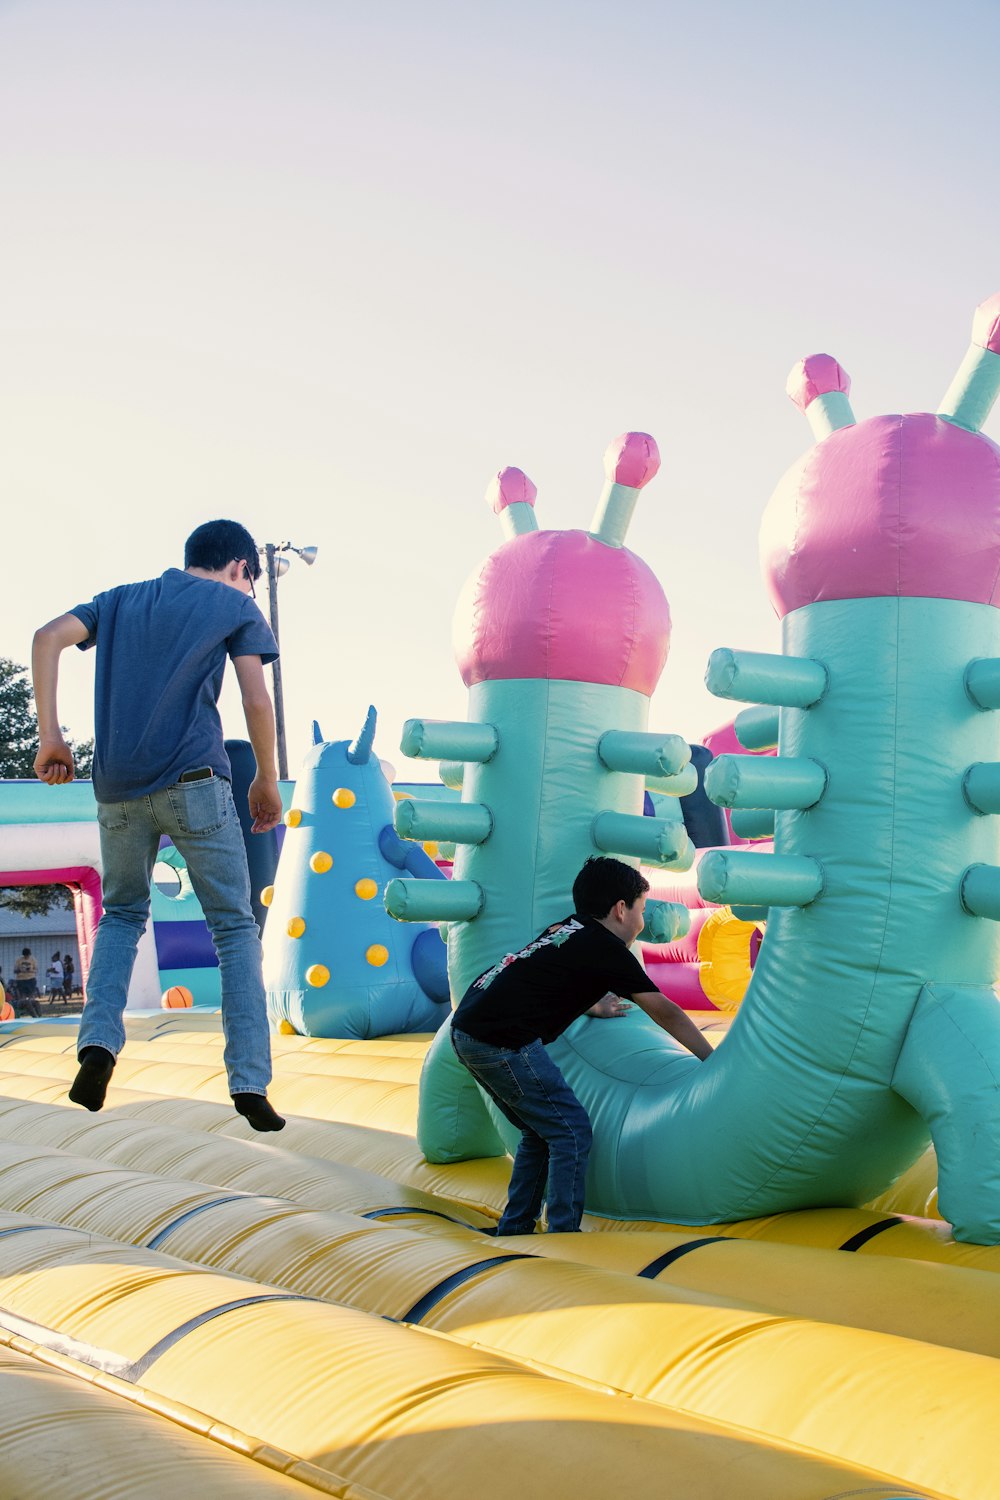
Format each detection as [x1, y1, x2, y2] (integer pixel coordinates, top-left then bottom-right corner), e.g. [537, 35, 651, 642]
[355, 878, 378, 900]
[278, 1018, 297, 1035]
[697, 907, 760, 1012]
[332, 788, 356, 809]
[287, 916, 306, 939]
[310, 851, 333, 874]
[305, 963, 330, 988]
[260, 885, 274, 907]
[366, 944, 390, 968]
[284, 808, 302, 828]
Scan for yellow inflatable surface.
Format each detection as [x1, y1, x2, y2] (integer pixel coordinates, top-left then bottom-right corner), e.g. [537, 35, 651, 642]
[0, 1013, 996, 1500]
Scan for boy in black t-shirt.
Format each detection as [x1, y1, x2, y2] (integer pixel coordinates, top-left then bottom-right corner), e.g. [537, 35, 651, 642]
[451, 856, 711, 1235]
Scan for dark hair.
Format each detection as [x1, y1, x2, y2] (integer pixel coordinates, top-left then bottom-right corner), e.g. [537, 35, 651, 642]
[184, 520, 261, 581]
[21, 948, 30, 956]
[572, 857, 649, 918]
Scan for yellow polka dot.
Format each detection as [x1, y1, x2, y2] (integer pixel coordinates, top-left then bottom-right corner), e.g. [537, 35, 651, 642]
[278, 1018, 297, 1035]
[366, 945, 389, 967]
[354, 878, 378, 901]
[260, 885, 274, 907]
[287, 916, 306, 939]
[310, 851, 333, 873]
[306, 964, 330, 987]
[332, 787, 356, 809]
[284, 808, 302, 828]
[392, 790, 412, 802]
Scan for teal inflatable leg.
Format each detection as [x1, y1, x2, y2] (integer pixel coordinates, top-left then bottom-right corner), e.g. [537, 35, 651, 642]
[417, 1023, 507, 1163]
[893, 984, 1000, 1243]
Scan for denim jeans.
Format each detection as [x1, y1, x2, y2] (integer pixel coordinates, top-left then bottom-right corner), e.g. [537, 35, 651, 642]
[451, 1026, 593, 1233]
[80, 775, 272, 1096]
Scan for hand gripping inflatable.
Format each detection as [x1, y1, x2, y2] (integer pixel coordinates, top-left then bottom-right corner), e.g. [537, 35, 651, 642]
[699, 292, 1000, 1242]
[263, 708, 450, 1037]
[387, 434, 697, 1162]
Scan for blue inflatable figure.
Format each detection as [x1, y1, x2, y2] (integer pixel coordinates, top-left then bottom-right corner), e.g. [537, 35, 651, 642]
[262, 707, 450, 1037]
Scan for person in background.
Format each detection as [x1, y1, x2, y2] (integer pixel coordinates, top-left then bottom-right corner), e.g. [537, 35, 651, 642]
[46, 952, 64, 997]
[62, 951, 75, 999]
[12, 948, 41, 1018]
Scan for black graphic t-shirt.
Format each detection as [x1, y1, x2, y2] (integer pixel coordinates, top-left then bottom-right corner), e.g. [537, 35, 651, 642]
[452, 913, 652, 1049]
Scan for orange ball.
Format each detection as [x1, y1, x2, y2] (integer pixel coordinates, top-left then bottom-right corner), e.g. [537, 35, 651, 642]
[306, 964, 330, 988]
[365, 945, 389, 968]
[310, 851, 333, 874]
[332, 788, 356, 809]
[161, 985, 194, 1009]
[287, 916, 306, 939]
[354, 878, 378, 900]
[0, 1000, 14, 1022]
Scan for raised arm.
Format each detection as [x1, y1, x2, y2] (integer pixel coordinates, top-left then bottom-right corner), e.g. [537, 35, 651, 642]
[31, 613, 90, 784]
[631, 988, 714, 1059]
[232, 654, 282, 832]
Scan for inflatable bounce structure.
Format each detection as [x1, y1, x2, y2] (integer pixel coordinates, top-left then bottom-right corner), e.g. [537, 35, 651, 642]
[1, 295, 1000, 1500]
[386, 294, 1000, 1246]
[263, 709, 450, 1037]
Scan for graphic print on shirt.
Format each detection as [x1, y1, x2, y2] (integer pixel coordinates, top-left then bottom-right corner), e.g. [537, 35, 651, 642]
[474, 918, 583, 991]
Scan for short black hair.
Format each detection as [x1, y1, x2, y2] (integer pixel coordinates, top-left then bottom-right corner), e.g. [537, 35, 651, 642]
[184, 520, 261, 580]
[572, 857, 649, 918]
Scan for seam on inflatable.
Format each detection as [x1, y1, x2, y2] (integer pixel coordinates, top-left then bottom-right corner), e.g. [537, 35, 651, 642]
[636, 1236, 733, 1278]
[145, 1195, 249, 1248]
[127, 1293, 321, 1381]
[361, 1205, 476, 1227]
[397, 1252, 536, 1323]
[838, 1217, 903, 1252]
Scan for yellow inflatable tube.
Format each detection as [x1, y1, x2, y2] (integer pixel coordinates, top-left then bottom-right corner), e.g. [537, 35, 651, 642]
[0, 1344, 327, 1498]
[0, 1216, 910, 1500]
[0, 1132, 997, 1497]
[0, 1121, 997, 1359]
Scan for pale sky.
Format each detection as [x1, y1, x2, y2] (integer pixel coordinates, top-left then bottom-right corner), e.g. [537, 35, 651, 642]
[2, 0, 998, 781]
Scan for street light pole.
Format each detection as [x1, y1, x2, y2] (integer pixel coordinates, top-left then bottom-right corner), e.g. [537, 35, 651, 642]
[264, 542, 289, 780]
[260, 540, 318, 783]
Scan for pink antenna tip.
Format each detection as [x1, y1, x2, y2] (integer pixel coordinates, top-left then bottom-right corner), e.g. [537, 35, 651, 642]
[486, 466, 537, 516]
[972, 293, 1000, 355]
[786, 354, 851, 412]
[603, 432, 660, 489]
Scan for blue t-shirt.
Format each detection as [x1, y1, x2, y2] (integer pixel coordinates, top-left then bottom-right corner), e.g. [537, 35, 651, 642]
[71, 569, 278, 803]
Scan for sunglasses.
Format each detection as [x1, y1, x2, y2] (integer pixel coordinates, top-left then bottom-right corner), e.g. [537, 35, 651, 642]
[242, 562, 257, 600]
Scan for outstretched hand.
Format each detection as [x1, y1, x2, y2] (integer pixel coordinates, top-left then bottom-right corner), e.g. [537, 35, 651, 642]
[34, 735, 75, 785]
[586, 992, 631, 1020]
[248, 775, 283, 833]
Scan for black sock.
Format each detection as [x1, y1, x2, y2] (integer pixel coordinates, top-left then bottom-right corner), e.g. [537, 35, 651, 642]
[69, 1046, 116, 1111]
[232, 1093, 285, 1131]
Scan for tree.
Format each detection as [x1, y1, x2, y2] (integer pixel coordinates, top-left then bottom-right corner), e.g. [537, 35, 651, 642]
[0, 885, 75, 919]
[0, 657, 93, 778]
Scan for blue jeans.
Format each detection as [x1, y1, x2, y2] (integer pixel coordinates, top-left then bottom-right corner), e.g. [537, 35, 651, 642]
[451, 1026, 593, 1233]
[80, 775, 272, 1096]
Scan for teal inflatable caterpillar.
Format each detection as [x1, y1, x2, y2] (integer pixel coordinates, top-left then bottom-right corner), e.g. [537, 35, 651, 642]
[393, 296, 1000, 1243]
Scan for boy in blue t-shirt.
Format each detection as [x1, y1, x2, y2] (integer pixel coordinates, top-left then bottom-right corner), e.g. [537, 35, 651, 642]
[32, 520, 285, 1131]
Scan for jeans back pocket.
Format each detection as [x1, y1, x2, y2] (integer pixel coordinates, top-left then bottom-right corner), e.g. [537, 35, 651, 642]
[166, 776, 229, 836]
[97, 801, 129, 832]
